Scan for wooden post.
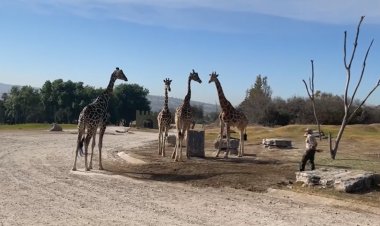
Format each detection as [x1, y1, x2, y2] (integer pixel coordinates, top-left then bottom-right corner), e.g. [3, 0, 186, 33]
[187, 130, 205, 158]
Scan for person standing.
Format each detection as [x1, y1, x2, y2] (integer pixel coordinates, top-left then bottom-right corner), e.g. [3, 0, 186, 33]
[300, 128, 318, 171]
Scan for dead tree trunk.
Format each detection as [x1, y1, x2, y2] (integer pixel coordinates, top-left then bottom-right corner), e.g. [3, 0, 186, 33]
[303, 60, 322, 140]
[329, 16, 380, 159]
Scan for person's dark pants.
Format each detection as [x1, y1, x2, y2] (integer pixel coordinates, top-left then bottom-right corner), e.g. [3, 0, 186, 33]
[300, 148, 316, 171]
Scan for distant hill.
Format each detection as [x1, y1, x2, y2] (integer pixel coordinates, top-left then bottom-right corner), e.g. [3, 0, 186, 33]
[0, 82, 14, 95]
[147, 95, 220, 114]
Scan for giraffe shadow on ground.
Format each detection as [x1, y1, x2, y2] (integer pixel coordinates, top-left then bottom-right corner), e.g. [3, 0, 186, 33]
[103, 154, 286, 185]
[97, 140, 296, 191]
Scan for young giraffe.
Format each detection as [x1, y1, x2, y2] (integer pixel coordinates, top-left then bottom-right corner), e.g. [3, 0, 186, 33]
[72, 67, 128, 171]
[171, 70, 202, 161]
[209, 72, 248, 158]
[157, 78, 172, 157]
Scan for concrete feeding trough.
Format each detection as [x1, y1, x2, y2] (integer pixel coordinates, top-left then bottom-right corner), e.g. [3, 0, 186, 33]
[262, 138, 292, 149]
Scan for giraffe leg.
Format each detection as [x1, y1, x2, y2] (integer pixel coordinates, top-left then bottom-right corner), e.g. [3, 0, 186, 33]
[241, 128, 246, 157]
[238, 130, 243, 157]
[185, 127, 191, 159]
[162, 128, 168, 157]
[175, 130, 183, 161]
[174, 131, 180, 161]
[84, 131, 93, 171]
[98, 124, 106, 170]
[178, 132, 183, 161]
[216, 123, 225, 157]
[162, 136, 166, 157]
[72, 121, 86, 171]
[224, 125, 231, 158]
[171, 144, 177, 159]
[89, 131, 96, 170]
[171, 130, 178, 159]
[72, 144, 79, 171]
[72, 128, 84, 171]
[158, 125, 162, 155]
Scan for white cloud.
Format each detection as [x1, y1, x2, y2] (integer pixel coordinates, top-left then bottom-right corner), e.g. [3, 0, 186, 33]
[15, 0, 380, 26]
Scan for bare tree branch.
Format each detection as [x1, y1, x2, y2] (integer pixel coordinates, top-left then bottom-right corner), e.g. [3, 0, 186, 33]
[343, 16, 365, 108]
[348, 79, 380, 122]
[344, 31, 348, 68]
[329, 16, 379, 159]
[343, 31, 351, 107]
[302, 60, 321, 139]
[348, 16, 365, 68]
[302, 79, 312, 99]
[349, 39, 374, 107]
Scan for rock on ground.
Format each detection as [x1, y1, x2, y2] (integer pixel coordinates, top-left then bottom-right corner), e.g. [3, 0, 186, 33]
[296, 168, 380, 193]
[214, 138, 240, 153]
[49, 123, 62, 132]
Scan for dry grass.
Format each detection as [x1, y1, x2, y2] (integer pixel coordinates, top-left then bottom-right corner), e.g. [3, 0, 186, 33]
[0, 123, 77, 131]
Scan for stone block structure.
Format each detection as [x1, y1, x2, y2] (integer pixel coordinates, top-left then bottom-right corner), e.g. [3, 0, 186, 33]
[135, 110, 159, 129]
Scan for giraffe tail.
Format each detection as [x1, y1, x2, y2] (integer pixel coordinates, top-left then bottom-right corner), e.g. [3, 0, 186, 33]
[243, 128, 247, 141]
[78, 137, 85, 157]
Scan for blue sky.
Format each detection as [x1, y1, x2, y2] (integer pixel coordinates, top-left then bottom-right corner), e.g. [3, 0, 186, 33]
[1, 0, 380, 106]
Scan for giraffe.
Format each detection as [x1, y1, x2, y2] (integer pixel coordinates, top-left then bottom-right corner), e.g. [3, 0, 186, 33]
[72, 67, 128, 171]
[171, 69, 202, 161]
[157, 78, 172, 157]
[209, 72, 248, 158]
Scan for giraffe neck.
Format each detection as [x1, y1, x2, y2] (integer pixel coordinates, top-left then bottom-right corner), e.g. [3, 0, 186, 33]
[163, 87, 169, 111]
[214, 78, 230, 110]
[183, 77, 191, 105]
[94, 75, 116, 108]
[105, 75, 117, 95]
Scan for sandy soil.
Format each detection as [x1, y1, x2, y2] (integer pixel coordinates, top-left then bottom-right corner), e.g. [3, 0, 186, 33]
[0, 127, 380, 225]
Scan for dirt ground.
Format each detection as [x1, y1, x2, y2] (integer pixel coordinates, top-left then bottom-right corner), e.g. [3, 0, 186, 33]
[1, 127, 380, 225]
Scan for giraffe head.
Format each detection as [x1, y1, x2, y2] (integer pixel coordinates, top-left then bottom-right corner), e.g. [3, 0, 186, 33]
[163, 78, 172, 92]
[112, 67, 128, 81]
[208, 71, 218, 83]
[190, 69, 202, 84]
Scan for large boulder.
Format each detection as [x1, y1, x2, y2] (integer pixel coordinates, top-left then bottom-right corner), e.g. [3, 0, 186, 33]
[49, 123, 62, 132]
[296, 168, 380, 193]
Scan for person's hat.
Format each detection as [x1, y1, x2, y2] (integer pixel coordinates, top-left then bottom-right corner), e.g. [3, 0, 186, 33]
[305, 128, 313, 133]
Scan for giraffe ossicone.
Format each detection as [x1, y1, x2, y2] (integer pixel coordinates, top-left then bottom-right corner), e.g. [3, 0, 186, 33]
[72, 67, 128, 171]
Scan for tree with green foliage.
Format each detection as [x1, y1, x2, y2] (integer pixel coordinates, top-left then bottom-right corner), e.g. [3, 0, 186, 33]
[239, 75, 272, 124]
[3, 79, 150, 125]
[0, 94, 6, 123]
[191, 104, 204, 124]
[41, 79, 102, 123]
[110, 83, 151, 125]
[4, 86, 43, 123]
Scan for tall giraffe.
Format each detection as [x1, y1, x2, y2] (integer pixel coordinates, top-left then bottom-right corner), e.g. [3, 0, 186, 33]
[72, 67, 128, 171]
[171, 70, 202, 161]
[157, 78, 172, 157]
[209, 72, 248, 158]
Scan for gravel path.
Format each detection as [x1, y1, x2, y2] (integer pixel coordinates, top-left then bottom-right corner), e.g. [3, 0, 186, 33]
[0, 128, 379, 225]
